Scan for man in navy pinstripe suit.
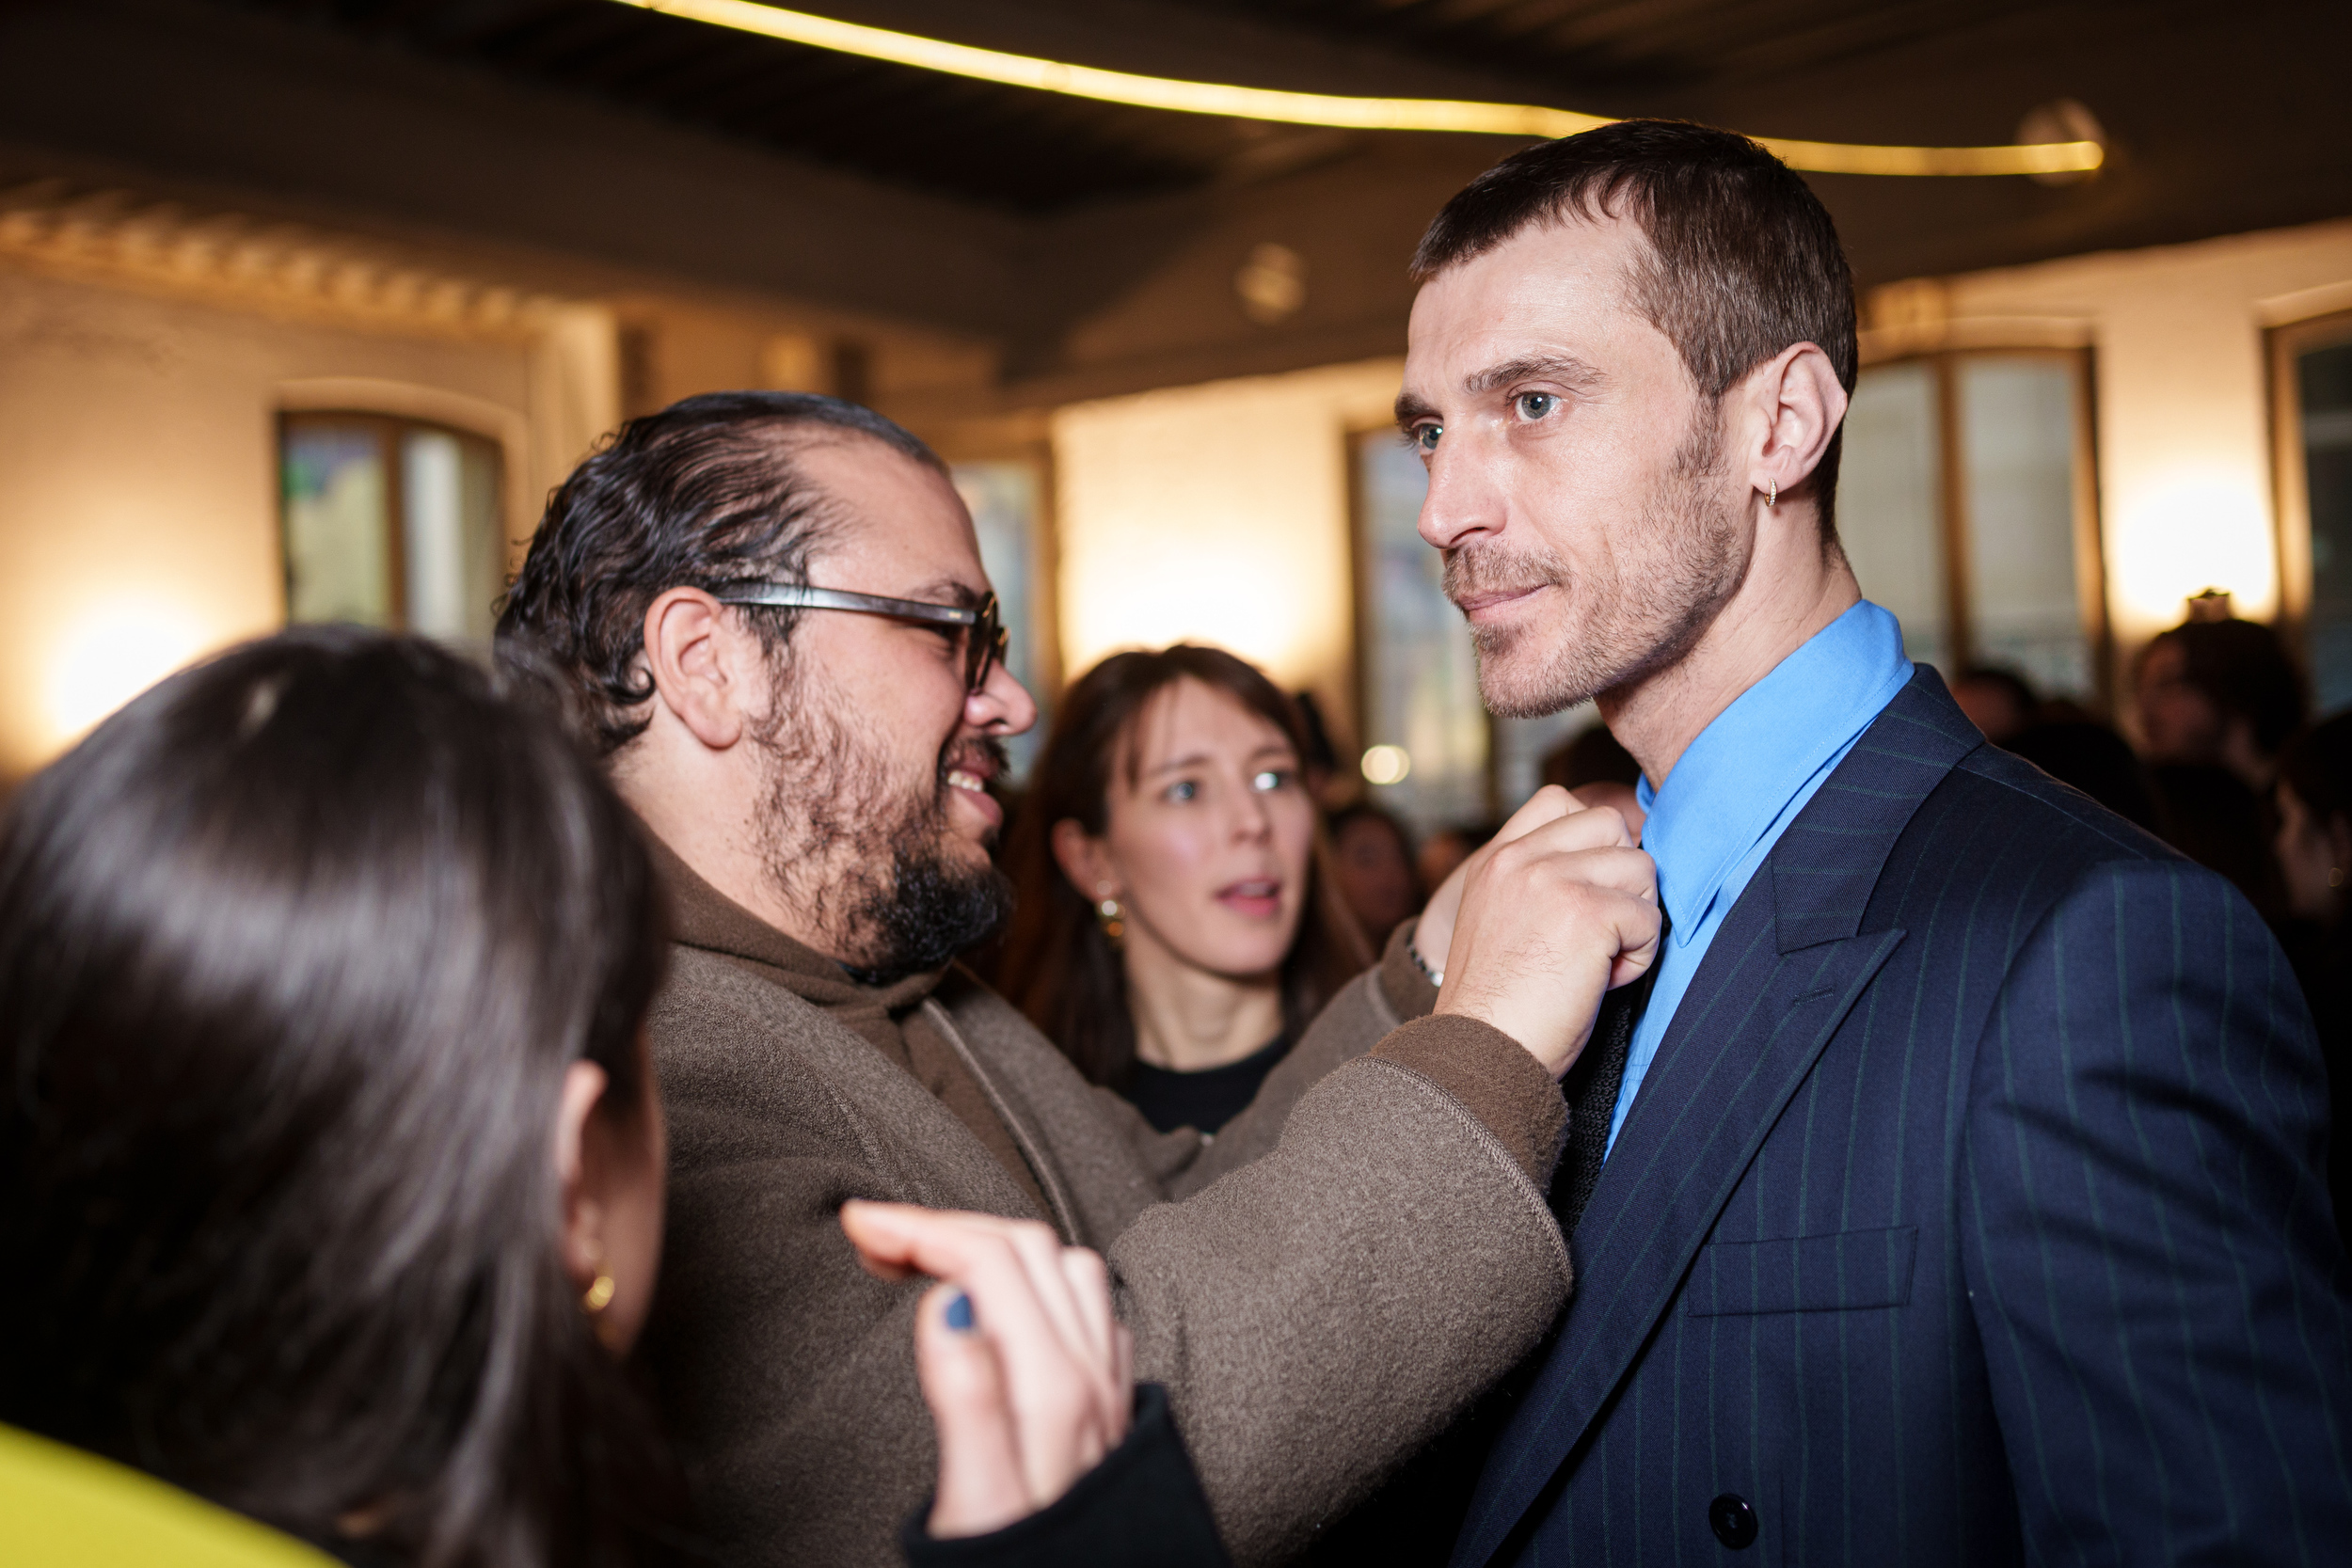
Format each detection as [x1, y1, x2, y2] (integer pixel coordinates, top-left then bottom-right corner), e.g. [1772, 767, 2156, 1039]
[1398, 122, 2352, 1565]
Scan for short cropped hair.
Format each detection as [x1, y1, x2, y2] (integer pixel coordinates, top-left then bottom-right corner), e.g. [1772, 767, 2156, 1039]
[1411, 119, 1858, 540]
[496, 391, 946, 754]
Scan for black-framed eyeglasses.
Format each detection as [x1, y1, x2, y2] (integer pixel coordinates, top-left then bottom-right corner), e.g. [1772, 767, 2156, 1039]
[716, 582, 1009, 695]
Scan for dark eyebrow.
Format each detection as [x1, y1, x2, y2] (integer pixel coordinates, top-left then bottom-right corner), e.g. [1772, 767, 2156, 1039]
[1464, 354, 1606, 396]
[906, 577, 984, 610]
[1394, 389, 1438, 436]
[1393, 355, 1603, 435]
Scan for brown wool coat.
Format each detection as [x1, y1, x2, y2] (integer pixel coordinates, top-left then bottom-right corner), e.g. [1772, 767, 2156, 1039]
[642, 854, 1573, 1568]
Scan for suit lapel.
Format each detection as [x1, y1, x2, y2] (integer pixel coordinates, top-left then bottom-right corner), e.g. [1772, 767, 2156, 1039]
[1452, 670, 1981, 1568]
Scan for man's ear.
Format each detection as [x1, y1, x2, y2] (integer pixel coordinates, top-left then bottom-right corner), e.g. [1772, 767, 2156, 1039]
[554, 1059, 610, 1293]
[642, 587, 760, 751]
[1740, 341, 1849, 508]
[1051, 818, 1119, 902]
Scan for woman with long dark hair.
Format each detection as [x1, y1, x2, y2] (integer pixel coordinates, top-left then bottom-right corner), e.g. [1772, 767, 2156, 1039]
[0, 629, 680, 1568]
[0, 628, 1220, 1568]
[996, 646, 1371, 1133]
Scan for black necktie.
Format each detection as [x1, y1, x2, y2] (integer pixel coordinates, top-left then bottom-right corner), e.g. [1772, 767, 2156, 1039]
[1549, 908, 1667, 1238]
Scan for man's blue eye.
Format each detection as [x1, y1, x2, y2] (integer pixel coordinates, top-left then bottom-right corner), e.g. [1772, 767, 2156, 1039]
[1415, 422, 1442, 451]
[1517, 392, 1558, 420]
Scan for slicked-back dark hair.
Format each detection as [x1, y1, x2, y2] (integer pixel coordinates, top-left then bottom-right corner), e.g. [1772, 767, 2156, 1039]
[1412, 119, 1858, 541]
[0, 627, 680, 1568]
[496, 390, 947, 754]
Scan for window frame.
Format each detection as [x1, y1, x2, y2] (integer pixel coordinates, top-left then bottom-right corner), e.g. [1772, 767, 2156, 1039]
[920, 428, 1062, 783]
[1847, 345, 2110, 706]
[2267, 307, 2352, 661]
[1345, 421, 1504, 819]
[276, 408, 507, 637]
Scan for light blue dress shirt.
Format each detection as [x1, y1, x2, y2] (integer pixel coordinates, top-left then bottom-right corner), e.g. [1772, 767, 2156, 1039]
[1604, 600, 1915, 1156]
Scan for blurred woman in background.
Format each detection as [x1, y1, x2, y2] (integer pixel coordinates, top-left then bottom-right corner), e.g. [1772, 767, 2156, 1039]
[0, 629, 1217, 1568]
[998, 646, 1370, 1135]
[2134, 616, 2309, 921]
[1326, 802, 1421, 947]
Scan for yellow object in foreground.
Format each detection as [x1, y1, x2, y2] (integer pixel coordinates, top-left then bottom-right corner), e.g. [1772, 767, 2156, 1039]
[613, 0, 2105, 178]
[0, 1423, 338, 1568]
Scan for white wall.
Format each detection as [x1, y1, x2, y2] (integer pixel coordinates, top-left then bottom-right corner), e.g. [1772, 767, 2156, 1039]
[1051, 358, 1402, 738]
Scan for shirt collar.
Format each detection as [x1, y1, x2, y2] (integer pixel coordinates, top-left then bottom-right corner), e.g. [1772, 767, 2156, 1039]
[1634, 600, 1912, 943]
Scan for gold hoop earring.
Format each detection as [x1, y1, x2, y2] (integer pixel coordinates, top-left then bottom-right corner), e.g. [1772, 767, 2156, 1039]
[1765, 479, 1778, 509]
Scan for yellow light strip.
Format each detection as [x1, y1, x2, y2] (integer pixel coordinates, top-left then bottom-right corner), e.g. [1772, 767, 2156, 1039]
[614, 0, 2103, 178]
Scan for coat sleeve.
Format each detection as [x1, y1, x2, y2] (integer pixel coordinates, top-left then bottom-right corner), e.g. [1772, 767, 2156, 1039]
[1108, 1052, 1575, 1566]
[1958, 856, 2352, 1564]
[1109, 918, 1443, 1199]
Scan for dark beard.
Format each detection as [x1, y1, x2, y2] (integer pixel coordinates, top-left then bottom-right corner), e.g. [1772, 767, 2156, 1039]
[752, 675, 1011, 984]
[839, 840, 1013, 987]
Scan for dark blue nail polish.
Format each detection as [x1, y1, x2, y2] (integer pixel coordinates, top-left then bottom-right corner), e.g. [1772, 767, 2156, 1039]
[945, 1291, 976, 1332]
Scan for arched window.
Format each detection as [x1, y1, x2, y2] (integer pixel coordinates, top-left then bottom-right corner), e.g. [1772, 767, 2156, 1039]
[278, 412, 505, 643]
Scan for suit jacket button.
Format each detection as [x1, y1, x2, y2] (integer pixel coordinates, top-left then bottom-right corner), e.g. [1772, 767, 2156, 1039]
[1708, 1494, 1758, 1549]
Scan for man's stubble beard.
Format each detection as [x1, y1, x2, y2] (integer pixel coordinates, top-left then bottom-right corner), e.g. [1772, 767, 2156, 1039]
[1446, 410, 1746, 720]
[750, 660, 1012, 985]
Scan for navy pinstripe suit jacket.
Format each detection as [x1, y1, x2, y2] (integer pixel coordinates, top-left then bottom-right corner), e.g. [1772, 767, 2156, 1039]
[1453, 668, 2352, 1568]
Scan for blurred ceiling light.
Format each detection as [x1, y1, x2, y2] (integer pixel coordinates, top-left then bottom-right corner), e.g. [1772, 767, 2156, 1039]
[41, 599, 209, 750]
[1360, 744, 1412, 785]
[1235, 244, 1307, 324]
[616, 0, 2105, 178]
[2016, 99, 2109, 187]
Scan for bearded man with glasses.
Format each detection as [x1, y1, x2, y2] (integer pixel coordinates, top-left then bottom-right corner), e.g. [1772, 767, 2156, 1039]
[496, 391, 1661, 1568]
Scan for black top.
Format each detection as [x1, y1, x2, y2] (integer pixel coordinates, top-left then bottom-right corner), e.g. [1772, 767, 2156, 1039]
[900, 1384, 1231, 1568]
[1121, 1035, 1288, 1135]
